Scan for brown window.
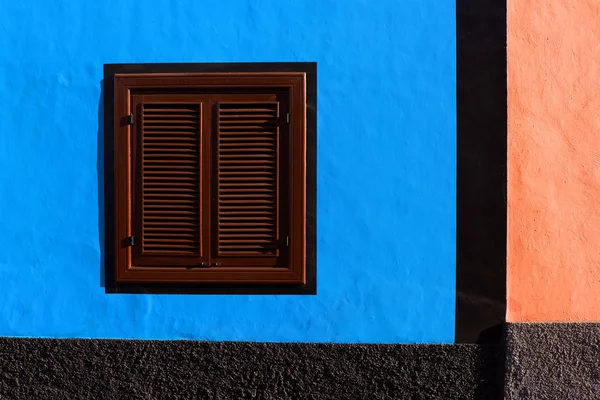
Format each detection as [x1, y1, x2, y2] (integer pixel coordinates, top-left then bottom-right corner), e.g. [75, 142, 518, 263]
[104, 63, 316, 294]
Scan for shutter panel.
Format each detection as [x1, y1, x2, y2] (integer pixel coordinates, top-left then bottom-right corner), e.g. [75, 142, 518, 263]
[132, 95, 209, 267]
[142, 103, 200, 254]
[213, 98, 289, 266]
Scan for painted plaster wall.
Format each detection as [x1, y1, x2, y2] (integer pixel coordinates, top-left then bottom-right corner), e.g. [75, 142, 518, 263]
[508, 1, 600, 321]
[0, 0, 456, 342]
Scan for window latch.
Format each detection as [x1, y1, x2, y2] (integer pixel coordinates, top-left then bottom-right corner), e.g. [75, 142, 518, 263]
[127, 113, 134, 125]
[125, 235, 135, 247]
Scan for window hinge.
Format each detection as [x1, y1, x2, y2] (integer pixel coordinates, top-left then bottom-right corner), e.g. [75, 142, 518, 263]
[127, 113, 134, 125]
[286, 235, 289, 247]
[286, 112, 290, 124]
[125, 235, 135, 247]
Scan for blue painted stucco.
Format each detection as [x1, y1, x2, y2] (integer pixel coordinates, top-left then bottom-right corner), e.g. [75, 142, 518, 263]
[0, 0, 456, 343]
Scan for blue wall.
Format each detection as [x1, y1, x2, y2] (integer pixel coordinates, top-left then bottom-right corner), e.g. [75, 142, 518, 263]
[0, 0, 456, 343]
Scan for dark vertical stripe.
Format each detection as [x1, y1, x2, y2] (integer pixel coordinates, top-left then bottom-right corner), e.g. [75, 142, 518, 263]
[456, 0, 507, 343]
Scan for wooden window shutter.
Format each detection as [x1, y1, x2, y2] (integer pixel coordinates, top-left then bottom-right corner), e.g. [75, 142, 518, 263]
[212, 95, 289, 268]
[131, 95, 211, 268]
[108, 68, 313, 291]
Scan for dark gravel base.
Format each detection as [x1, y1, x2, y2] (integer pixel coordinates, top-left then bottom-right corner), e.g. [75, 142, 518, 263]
[505, 323, 600, 400]
[0, 339, 503, 399]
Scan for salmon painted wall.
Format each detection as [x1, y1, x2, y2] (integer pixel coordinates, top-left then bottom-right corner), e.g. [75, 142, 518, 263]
[0, 0, 456, 342]
[508, 0, 600, 321]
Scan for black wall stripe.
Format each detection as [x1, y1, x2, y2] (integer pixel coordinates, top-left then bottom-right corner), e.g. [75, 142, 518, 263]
[456, 0, 507, 344]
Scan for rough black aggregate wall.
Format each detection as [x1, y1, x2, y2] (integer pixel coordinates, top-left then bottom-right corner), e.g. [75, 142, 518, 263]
[0, 339, 503, 399]
[505, 323, 600, 400]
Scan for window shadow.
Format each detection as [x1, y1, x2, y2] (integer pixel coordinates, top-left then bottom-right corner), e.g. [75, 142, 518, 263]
[98, 80, 107, 288]
[99, 74, 117, 291]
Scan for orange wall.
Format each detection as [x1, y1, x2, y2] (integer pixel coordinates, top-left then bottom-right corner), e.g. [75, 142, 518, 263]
[508, 1, 600, 321]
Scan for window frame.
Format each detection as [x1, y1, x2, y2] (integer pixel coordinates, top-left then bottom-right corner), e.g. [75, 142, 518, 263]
[103, 63, 316, 295]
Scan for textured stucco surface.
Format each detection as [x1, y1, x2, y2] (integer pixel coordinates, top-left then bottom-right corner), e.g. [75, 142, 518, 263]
[0, 339, 503, 399]
[508, 1, 600, 320]
[505, 323, 600, 399]
[0, 1, 456, 342]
